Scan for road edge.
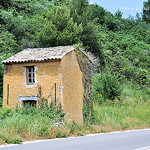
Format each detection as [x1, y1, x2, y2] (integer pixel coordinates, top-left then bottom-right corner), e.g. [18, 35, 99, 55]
[0, 128, 150, 148]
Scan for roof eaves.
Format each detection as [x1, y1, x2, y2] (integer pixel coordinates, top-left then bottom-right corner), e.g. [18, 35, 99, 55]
[2, 45, 76, 64]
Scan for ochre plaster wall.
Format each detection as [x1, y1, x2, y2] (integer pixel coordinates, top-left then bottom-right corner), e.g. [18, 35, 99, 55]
[3, 50, 84, 123]
[61, 51, 84, 124]
[3, 61, 62, 107]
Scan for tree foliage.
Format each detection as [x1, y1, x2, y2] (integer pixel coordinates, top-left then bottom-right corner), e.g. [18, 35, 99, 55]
[143, 0, 150, 23]
[0, 0, 150, 107]
[0, 0, 12, 8]
[38, 6, 83, 47]
[92, 71, 122, 104]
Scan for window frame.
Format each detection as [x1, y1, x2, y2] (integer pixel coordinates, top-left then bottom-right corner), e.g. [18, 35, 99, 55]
[26, 66, 35, 85]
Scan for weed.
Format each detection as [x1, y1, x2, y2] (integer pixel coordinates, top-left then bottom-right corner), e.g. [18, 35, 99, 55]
[0, 134, 22, 144]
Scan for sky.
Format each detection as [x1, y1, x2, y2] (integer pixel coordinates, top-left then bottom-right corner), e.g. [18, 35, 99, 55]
[89, 0, 146, 18]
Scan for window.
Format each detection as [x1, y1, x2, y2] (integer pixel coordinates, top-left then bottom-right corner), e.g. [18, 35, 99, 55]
[27, 66, 35, 84]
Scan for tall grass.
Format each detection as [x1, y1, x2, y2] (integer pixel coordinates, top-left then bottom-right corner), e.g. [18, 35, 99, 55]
[121, 82, 150, 102]
[93, 101, 150, 131]
[0, 103, 93, 144]
[0, 102, 65, 144]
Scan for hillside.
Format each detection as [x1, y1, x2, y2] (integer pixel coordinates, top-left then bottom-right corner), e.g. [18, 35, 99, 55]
[1, 0, 149, 106]
[0, 0, 150, 144]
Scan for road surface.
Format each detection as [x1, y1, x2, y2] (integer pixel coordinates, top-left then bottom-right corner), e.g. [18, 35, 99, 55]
[0, 129, 150, 150]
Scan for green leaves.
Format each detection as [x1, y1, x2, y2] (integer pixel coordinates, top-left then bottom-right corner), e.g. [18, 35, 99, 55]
[142, 0, 150, 23]
[92, 71, 122, 104]
[0, 10, 27, 41]
[0, 31, 19, 53]
[38, 6, 83, 47]
[89, 4, 106, 24]
[135, 68, 150, 87]
[0, 0, 149, 110]
[38, 22, 58, 47]
[81, 22, 103, 61]
[0, 0, 12, 9]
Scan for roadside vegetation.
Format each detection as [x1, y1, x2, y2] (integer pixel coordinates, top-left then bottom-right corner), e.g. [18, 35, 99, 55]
[0, 99, 149, 145]
[0, 0, 150, 144]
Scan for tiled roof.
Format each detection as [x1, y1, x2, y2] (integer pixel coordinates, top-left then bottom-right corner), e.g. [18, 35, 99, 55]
[2, 46, 76, 64]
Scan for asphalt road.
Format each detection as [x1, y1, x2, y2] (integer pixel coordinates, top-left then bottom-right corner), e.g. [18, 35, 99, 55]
[0, 129, 150, 150]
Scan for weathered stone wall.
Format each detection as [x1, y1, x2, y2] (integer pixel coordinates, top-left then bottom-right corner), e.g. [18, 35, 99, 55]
[75, 49, 94, 123]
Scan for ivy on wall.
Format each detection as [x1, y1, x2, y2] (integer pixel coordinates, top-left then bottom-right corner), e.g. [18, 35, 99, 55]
[75, 48, 96, 123]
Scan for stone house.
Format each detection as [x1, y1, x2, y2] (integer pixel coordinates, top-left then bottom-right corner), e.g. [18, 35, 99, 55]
[2, 46, 93, 124]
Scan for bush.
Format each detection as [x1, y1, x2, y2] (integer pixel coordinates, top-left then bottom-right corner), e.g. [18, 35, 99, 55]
[92, 71, 122, 104]
[0, 134, 22, 144]
[0, 0, 12, 8]
[0, 107, 14, 119]
[135, 68, 150, 87]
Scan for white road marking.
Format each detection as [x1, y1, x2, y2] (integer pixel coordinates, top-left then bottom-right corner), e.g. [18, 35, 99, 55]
[133, 146, 150, 150]
[86, 128, 150, 137]
[0, 128, 150, 148]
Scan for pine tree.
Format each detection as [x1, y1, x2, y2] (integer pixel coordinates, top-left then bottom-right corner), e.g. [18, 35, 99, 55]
[142, 0, 150, 23]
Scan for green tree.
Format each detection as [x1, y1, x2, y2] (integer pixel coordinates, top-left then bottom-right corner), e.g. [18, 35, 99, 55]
[142, 0, 150, 23]
[89, 4, 106, 24]
[38, 22, 58, 47]
[0, 10, 27, 41]
[81, 23, 103, 61]
[115, 9, 123, 18]
[38, 6, 83, 47]
[0, 31, 19, 53]
[69, 0, 90, 25]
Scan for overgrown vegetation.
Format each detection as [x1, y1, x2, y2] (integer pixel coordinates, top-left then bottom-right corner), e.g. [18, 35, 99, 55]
[0, 0, 150, 144]
[92, 71, 122, 104]
[0, 101, 65, 144]
[0, 100, 149, 145]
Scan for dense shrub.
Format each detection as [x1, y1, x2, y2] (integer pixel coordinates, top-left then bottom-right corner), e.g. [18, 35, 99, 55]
[92, 71, 122, 104]
[0, 107, 13, 119]
[0, 0, 12, 8]
[135, 68, 150, 87]
[81, 22, 103, 59]
[0, 31, 19, 53]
